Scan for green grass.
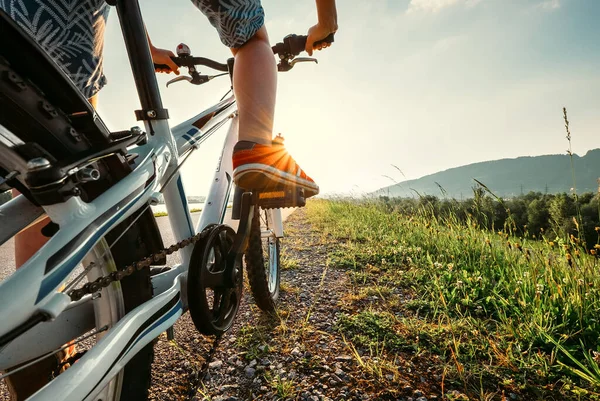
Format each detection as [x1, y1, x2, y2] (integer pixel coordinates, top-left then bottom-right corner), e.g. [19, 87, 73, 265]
[235, 323, 271, 361]
[265, 373, 297, 399]
[306, 198, 600, 399]
[153, 208, 202, 217]
[280, 253, 300, 270]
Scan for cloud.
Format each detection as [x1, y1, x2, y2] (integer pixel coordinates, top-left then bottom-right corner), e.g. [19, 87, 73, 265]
[407, 0, 481, 13]
[537, 0, 560, 10]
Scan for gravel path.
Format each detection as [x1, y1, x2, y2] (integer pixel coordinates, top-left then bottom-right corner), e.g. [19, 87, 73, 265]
[148, 208, 359, 401]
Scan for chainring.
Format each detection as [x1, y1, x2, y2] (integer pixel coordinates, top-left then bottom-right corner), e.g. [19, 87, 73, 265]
[187, 224, 243, 335]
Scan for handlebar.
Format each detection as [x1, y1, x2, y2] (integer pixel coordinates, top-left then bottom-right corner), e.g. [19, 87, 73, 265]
[154, 56, 228, 72]
[153, 33, 335, 73]
[272, 33, 335, 58]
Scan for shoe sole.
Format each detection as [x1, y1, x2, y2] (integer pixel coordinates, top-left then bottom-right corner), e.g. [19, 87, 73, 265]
[233, 163, 319, 198]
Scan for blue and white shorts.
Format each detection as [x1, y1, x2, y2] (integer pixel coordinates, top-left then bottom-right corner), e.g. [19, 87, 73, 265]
[192, 0, 265, 48]
[0, 0, 264, 98]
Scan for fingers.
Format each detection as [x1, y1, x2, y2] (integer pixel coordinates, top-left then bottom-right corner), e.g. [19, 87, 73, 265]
[166, 51, 180, 75]
[305, 24, 334, 55]
[316, 42, 331, 51]
[306, 39, 331, 55]
[305, 36, 314, 56]
[152, 49, 180, 75]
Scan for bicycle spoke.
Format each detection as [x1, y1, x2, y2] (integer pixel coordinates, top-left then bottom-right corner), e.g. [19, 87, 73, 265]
[0, 325, 108, 381]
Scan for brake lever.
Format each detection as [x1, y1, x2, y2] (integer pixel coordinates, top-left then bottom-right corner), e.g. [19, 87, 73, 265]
[166, 75, 192, 87]
[290, 57, 318, 67]
[278, 57, 318, 72]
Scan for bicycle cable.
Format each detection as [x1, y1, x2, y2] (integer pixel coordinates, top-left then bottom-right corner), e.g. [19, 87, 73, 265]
[185, 333, 223, 400]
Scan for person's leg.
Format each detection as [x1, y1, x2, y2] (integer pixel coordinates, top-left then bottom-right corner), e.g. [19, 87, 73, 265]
[229, 27, 319, 196]
[192, 0, 319, 196]
[230, 26, 276, 146]
[13, 210, 51, 268]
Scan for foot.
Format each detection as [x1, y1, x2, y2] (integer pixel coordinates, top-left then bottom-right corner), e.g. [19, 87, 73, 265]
[232, 135, 319, 198]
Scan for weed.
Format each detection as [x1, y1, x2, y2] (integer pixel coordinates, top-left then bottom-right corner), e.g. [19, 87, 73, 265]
[265, 372, 297, 399]
[279, 281, 300, 294]
[281, 253, 300, 270]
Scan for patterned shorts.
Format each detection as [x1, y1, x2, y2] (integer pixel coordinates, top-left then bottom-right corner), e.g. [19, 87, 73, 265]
[0, 0, 264, 98]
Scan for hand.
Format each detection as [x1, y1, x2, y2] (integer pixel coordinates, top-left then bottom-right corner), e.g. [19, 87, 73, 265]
[151, 46, 180, 75]
[305, 22, 337, 56]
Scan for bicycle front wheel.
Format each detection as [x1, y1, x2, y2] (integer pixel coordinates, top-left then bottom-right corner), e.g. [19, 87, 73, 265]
[245, 207, 281, 312]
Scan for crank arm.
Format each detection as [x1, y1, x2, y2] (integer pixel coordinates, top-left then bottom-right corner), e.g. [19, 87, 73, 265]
[224, 191, 255, 286]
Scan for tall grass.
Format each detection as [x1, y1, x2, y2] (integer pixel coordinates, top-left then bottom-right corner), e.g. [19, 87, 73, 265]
[307, 197, 600, 397]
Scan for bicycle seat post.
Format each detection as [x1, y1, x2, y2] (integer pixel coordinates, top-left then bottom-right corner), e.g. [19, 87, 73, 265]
[114, 0, 168, 121]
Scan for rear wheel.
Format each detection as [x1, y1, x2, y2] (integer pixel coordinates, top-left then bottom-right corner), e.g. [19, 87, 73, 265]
[80, 235, 154, 401]
[245, 207, 281, 312]
[0, 57, 156, 400]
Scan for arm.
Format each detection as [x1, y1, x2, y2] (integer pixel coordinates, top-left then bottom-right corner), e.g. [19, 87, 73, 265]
[305, 0, 338, 56]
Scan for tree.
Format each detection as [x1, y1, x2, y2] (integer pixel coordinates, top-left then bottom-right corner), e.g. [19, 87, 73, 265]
[549, 193, 576, 239]
[527, 198, 550, 237]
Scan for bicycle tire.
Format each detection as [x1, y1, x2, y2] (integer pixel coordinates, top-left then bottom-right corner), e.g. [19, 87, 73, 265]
[0, 57, 155, 401]
[245, 207, 281, 312]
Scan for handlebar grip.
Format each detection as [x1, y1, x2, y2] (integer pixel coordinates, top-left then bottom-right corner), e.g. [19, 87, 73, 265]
[154, 56, 228, 72]
[275, 32, 336, 57]
[313, 33, 335, 48]
[153, 56, 182, 71]
[290, 33, 335, 55]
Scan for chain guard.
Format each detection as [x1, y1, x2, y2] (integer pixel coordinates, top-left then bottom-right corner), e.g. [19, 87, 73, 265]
[187, 224, 243, 335]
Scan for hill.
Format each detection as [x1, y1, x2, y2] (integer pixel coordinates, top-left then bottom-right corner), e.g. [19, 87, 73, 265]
[379, 149, 600, 198]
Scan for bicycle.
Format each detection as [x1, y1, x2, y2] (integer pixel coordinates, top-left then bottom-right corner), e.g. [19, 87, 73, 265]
[0, 0, 333, 399]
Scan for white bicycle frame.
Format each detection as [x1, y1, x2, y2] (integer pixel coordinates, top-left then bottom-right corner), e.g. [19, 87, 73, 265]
[0, 56, 283, 401]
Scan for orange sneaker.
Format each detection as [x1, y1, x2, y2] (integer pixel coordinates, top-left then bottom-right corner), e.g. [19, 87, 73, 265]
[232, 135, 319, 198]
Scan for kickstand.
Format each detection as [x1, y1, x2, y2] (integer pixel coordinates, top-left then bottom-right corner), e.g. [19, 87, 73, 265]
[166, 326, 174, 340]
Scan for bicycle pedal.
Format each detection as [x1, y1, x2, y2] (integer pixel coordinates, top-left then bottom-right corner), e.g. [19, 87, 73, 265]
[257, 188, 305, 209]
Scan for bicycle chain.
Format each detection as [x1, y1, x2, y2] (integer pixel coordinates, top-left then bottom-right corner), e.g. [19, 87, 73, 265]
[65, 225, 227, 399]
[186, 333, 223, 400]
[68, 227, 212, 302]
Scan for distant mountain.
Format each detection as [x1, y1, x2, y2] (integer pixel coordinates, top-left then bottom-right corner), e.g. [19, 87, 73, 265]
[378, 149, 600, 199]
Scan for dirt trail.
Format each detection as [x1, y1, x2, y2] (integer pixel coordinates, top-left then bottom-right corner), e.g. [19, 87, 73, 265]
[149, 208, 360, 400]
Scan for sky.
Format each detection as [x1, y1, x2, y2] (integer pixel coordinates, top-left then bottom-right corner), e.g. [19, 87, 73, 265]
[97, 0, 600, 197]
